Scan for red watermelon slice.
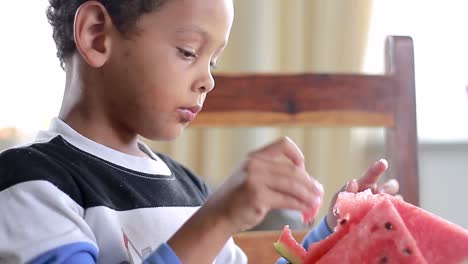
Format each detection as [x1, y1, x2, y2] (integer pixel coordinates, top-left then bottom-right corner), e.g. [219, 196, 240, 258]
[273, 225, 307, 264]
[391, 198, 468, 264]
[336, 191, 468, 264]
[303, 190, 379, 263]
[333, 189, 382, 224]
[315, 197, 427, 263]
[304, 215, 352, 263]
[274, 190, 468, 264]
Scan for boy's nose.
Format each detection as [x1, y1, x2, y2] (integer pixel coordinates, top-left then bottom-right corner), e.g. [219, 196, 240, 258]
[196, 73, 215, 94]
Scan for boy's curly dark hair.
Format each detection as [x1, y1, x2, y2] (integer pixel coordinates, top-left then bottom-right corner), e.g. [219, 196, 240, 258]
[46, 0, 167, 66]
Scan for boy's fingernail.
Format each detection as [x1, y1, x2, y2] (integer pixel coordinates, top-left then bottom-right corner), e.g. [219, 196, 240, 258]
[382, 179, 399, 193]
[345, 179, 358, 192]
[387, 178, 398, 187]
[379, 158, 388, 168]
[345, 180, 351, 190]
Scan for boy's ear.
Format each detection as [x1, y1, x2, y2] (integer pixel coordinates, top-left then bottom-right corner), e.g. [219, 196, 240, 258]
[74, 1, 113, 68]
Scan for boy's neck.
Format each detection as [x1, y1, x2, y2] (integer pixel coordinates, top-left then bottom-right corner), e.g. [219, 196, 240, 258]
[58, 59, 148, 158]
[59, 111, 148, 158]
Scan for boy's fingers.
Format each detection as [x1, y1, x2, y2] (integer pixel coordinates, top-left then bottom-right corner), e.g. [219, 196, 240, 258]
[253, 137, 305, 168]
[267, 183, 322, 213]
[266, 164, 323, 207]
[357, 159, 388, 190]
[377, 179, 399, 195]
[267, 176, 315, 208]
[268, 190, 311, 212]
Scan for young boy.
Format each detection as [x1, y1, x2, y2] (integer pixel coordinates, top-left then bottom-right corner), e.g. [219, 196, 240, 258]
[0, 0, 398, 263]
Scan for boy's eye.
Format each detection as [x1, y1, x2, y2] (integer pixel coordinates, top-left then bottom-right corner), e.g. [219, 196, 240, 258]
[178, 48, 197, 59]
[178, 47, 217, 69]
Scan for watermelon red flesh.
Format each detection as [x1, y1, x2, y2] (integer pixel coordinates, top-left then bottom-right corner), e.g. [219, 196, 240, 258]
[303, 192, 401, 263]
[333, 189, 381, 226]
[303, 216, 352, 263]
[315, 198, 427, 264]
[273, 225, 307, 264]
[336, 191, 468, 264]
[392, 198, 468, 264]
[276, 190, 468, 263]
[303, 190, 378, 263]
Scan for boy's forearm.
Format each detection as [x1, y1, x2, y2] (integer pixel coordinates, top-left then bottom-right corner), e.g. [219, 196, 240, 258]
[167, 202, 235, 264]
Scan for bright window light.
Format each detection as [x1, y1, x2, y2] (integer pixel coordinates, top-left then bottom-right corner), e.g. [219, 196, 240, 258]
[0, 1, 64, 135]
[363, 0, 468, 142]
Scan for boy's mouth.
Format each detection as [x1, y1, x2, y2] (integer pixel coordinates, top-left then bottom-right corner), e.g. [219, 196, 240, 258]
[177, 105, 202, 122]
[184, 105, 202, 114]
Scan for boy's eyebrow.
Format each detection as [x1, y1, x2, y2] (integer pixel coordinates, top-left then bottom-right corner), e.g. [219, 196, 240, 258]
[175, 25, 228, 50]
[175, 25, 209, 39]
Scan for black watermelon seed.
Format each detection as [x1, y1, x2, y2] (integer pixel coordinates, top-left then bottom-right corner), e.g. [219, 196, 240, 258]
[403, 248, 412, 255]
[385, 222, 393, 230]
[379, 256, 388, 263]
[339, 218, 347, 225]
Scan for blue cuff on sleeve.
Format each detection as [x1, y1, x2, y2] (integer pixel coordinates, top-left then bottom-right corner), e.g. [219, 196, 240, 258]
[301, 216, 333, 250]
[276, 217, 333, 264]
[143, 243, 181, 264]
[276, 256, 290, 264]
[28, 242, 98, 264]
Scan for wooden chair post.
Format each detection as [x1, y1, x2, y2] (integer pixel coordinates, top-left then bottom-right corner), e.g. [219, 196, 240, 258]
[385, 36, 419, 205]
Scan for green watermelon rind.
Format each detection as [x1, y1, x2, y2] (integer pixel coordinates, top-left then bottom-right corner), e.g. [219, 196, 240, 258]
[273, 241, 303, 264]
[273, 225, 306, 264]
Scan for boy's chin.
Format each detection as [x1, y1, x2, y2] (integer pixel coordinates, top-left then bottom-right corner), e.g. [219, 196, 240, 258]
[141, 127, 185, 142]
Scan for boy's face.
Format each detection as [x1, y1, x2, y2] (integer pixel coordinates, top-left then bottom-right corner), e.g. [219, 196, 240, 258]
[100, 0, 233, 140]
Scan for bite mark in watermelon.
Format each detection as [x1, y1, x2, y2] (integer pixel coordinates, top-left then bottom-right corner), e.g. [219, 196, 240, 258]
[273, 225, 307, 264]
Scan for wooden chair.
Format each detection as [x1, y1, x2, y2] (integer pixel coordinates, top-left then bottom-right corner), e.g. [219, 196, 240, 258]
[192, 36, 418, 263]
[232, 229, 309, 263]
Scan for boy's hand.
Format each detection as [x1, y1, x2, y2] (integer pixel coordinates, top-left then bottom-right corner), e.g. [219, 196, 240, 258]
[325, 159, 400, 229]
[205, 137, 324, 233]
